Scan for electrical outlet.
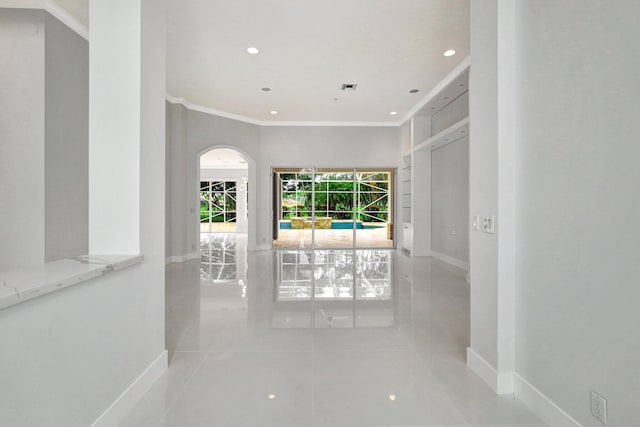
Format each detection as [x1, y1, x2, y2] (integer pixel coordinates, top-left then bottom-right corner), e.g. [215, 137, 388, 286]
[591, 391, 607, 424]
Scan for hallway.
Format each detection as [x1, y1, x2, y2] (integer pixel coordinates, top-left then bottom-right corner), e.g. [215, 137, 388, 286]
[121, 234, 545, 427]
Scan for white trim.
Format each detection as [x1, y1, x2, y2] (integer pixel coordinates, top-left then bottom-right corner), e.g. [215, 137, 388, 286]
[165, 252, 199, 265]
[90, 350, 168, 427]
[515, 373, 583, 427]
[255, 244, 271, 251]
[0, 0, 89, 40]
[412, 117, 470, 153]
[466, 347, 514, 395]
[431, 250, 469, 271]
[259, 120, 399, 128]
[166, 95, 263, 126]
[401, 56, 470, 124]
[166, 94, 401, 128]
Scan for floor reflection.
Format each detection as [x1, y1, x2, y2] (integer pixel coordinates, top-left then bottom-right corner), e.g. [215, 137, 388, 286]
[197, 235, 395, 329]
[200, 233, 246, 284]
[276, 250, 392, 300]
[274, 249, 394, 328]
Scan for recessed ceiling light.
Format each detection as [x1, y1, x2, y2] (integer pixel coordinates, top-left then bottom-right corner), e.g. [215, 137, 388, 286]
[247, 47, 260, 54]
[267, 394, 276, 400]
[409, 89, 419, 94]
[444, 49, 456, 57]
[389, 111, 398, 116]
[270, 110, 278, 115]
[261, 87, 271, 92]
[389, 394, 397, 401]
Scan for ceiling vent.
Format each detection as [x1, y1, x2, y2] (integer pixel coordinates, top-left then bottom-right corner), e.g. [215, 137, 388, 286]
[340, 83, 358, 91]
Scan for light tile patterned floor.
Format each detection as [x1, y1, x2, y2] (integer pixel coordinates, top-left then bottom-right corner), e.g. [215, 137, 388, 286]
[121, 234, 545, 427]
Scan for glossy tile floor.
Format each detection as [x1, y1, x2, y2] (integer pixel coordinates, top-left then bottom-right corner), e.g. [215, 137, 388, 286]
[121, 233, 546, 427]
[273, 227, 393, 249]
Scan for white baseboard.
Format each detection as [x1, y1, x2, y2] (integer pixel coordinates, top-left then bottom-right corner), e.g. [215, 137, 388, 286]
[514, 373, 583, 427]
[431, 250, 469, 271]
[165, 252, 199, 264]
[466, 347, 514, 395]
[90, 350, 168, 427]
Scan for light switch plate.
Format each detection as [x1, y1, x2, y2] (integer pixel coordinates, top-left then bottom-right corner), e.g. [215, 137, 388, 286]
[472, 216, 480, 231]
[482, 215, 496, 234]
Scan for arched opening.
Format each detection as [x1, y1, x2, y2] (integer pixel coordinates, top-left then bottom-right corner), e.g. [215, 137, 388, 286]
[199, 148, 248, 234]
[195, 146, 257, 252]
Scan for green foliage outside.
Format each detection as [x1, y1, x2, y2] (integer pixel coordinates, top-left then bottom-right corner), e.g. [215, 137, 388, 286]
[281, 174, 389, 222]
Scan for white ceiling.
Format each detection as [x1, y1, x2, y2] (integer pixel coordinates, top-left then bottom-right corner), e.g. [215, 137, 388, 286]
[200, 149, 248, 169]
[54, 0, 88, 26]
[50, 0, 470, 124]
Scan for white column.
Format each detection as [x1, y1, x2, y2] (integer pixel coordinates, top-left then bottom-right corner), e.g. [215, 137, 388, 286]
[89, 0, 142, 254]
[467, 0, 516, 394]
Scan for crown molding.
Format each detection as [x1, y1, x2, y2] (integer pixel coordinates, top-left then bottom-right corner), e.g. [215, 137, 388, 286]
[166, 95, 264, 126]
[0, 0, 89, 40]
[166, 94, 402, 128]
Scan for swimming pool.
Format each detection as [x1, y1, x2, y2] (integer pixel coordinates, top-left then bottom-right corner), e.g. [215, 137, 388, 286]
[279, 221, 383, 230]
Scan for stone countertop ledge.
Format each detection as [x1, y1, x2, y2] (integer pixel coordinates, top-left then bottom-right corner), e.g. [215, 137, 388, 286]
[0, 255, 143, 310]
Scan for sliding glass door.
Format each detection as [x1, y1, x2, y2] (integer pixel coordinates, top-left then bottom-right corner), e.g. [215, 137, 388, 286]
[273, 168, 393, 249]
[355, 171, 390, 248]
[314, 169, 354, 248]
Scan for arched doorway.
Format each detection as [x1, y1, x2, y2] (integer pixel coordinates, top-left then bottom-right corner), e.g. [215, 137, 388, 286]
[194, 144, 256, 251]
[199, 148, 248, 234]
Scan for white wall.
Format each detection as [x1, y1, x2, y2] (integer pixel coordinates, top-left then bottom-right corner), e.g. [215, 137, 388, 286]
[431, 137, 469, 265]
[469, 0, 501, 370]
[0, 2, 167, 425]
[0, 8, 90, 268]
[165, 104, 402, 255]
[0, 9, 45, 271]
[514, 1, 640, 425]
[259, 126, 401, 249]
[166, 102, 188, 258]
[179, 105, 261, 253]
[467, 0, 517, 394]
[44, 12, 89, 262]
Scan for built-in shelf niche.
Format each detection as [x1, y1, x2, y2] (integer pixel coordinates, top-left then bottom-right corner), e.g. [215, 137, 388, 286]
[401, 154, 412, 223]
[413, 67, 469, 148]
[400, 61, 469, 255]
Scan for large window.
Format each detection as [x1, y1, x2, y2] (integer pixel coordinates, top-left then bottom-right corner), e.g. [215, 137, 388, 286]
[274, 168, 393, 249]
